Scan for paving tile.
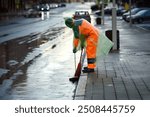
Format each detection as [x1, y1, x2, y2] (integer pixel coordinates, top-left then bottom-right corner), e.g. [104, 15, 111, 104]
[74, 18, 150, 100]
[113, 77, 129, 100]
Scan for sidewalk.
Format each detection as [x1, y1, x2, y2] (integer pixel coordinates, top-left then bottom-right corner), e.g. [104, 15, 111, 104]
[74, 19, 150, 100]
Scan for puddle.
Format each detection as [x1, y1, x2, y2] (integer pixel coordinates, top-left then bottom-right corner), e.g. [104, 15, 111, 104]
[0, 27, 64, 84]
[0, 27, 76, 100]
[0, 34, 9, 37]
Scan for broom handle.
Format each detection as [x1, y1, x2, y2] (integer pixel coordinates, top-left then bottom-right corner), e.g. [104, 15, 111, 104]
[74, 48, 83, 71]
[79, 48, 83, 63]
[74, 53, 76, 70]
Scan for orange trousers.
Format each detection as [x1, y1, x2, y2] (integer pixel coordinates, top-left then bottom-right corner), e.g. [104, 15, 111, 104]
[86, 35, 98, 69]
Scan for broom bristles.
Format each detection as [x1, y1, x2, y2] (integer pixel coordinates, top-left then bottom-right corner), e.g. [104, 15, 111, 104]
[74, 62, 81, 78]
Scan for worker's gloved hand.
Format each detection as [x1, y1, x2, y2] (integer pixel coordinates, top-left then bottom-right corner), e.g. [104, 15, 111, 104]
[73, 47, 77, 53]
[80, 40, 85, 50]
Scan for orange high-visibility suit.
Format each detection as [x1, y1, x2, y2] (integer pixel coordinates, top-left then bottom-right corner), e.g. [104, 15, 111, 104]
[73, 19, 99, 69]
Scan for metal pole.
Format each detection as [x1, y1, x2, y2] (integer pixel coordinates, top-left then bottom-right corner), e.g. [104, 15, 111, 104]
[112, 0, 117, 50]
[102, 0, 104, 25]
[129, 0, 132, 27]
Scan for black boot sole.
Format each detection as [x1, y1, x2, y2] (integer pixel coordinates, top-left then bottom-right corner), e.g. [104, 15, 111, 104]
[82, 69, 94, 73]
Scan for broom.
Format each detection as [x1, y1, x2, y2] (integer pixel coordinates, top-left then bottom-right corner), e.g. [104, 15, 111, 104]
[69, 48, 84, 82]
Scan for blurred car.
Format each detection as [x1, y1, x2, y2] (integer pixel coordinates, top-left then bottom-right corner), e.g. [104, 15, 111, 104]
[94, 7, 125, 16]
[49, 3, 58, 9]
[58, 3, 66, 7]
[73, 10, 91, 23]
[23, 8, 41, 18]
[91, 4, 107, 11]
[122, 7, 148, 21]
[126, 9, 150, 23]
[39, 4, 50, 11]
[117, 7, 126, 16]
[91, 4, 99, 11]
[32, 4, 40, 10]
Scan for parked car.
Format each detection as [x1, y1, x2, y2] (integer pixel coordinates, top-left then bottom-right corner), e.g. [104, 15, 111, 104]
[94, 7, 126, 16]
[23, 8, 41, 18]
[122, 7, 148, 21]
[73, 10, 91, 23]
[117, 7, 126, 16]
[126, 9, 150, 23]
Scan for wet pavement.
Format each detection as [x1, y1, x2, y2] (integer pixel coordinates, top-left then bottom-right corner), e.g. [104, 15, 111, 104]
[0, 27, 64, 83]
[0, 2, 93, 100]
[75, 17, 150, 100]
[0, 26, 79, 99]
[1, 2, 149, 100]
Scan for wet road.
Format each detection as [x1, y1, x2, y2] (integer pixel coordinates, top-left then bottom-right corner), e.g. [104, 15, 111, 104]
[0, 28, 78, 99]
[0, 2, 149, 100]
[0, 3, 92, 99]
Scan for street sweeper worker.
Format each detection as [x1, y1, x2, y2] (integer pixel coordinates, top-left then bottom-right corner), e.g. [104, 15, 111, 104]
[65, 18, 100, 73]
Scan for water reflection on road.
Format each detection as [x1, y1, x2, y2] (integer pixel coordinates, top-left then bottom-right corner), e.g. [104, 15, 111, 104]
[0, 27, 78, 100]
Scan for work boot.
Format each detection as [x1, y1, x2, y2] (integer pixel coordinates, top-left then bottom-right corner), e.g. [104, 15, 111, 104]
[82, 68, 94, 73]
[69, 76, 79, 83]
[83, 67, 88, 70]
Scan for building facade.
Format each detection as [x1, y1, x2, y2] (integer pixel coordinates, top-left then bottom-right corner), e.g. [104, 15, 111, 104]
[0, 0, 82, 13]
[1, 0, 149, 13]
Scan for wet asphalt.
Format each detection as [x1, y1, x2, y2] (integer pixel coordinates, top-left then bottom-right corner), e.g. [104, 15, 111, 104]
[0, 2, 150, 100]
[0, 25, 79, 99]
[0, 3, 91, 99]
